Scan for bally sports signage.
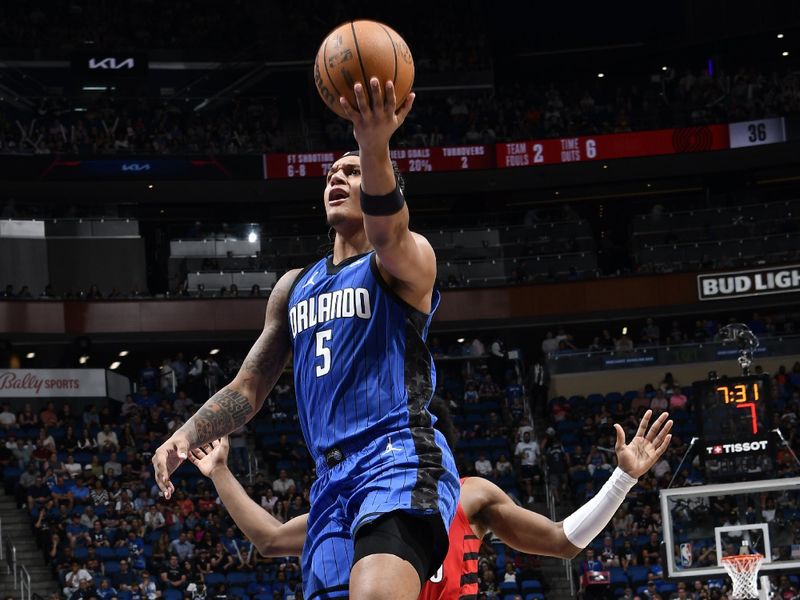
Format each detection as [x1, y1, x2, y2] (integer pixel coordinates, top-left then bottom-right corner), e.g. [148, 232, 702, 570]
[697, 265, 800, 301]
[0, 369, 107, 398]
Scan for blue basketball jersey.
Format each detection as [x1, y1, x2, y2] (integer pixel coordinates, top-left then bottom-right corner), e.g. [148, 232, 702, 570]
[287, 251, 441, 461]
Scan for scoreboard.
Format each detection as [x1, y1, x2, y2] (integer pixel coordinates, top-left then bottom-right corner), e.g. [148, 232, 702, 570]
[263, 145, 494, 179]
[261, 118, 786, 180]
[694, 374, 775, 480]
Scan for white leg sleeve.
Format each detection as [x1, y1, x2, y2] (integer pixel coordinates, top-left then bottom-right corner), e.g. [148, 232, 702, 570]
[562, 467, 637, 548]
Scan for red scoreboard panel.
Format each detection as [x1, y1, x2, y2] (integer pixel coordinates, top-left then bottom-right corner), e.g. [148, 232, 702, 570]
[263, 145, 494, 179]
[261, 121, 779, 179]
[495, 124, 731, 168]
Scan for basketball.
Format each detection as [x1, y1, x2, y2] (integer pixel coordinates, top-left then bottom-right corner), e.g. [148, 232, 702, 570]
[314, 20, 415, 119]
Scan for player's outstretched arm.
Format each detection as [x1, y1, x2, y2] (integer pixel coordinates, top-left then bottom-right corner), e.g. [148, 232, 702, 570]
[340, 80, 436, 305]
[464, 476, 580, 559]
[467, 410, 673, 559]
[152, 268, 300, 499]
[188, 438, 307, 557]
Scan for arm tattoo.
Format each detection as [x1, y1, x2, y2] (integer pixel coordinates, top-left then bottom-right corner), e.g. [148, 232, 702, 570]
[182, 388, 254, 447]
[241, 330, 284, 379]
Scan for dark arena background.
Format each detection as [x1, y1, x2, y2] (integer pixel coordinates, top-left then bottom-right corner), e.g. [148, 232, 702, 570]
[2, 1, 800, 599]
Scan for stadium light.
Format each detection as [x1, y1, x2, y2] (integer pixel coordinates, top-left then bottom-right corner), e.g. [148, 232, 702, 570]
[597, 73, 605, 78]
[777, 33, 784, 39]
[661, 66, 668, 71]
[622, 327, 628, 335]
[783, 51, 790, 56]
[109, 361, 121, 370]
[26, 352, 35, 359]
[209, 348, 220, 355]
[118, 350, 129, 357]
[248, 231, 258, 243]
[79, 355, 90, 364]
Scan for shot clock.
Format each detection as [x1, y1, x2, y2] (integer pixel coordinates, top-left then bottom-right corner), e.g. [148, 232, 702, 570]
[693, 374, 775, 480]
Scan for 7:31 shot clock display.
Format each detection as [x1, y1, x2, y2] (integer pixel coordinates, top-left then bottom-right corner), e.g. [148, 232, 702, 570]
[693, 374, 774, 480]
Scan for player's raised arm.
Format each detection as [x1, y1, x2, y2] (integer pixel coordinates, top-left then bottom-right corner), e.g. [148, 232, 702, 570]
[467, 410, 673, 559]
[340, 80, 437, 310]
[152, 268, 300, 499]
[188, 437, 307, 557]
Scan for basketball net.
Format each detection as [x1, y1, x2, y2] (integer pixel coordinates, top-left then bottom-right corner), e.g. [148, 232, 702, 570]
[721, 554, 764, 599]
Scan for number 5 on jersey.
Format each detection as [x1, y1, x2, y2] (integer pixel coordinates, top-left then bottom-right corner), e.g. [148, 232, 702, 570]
[315, 329, 332, 376]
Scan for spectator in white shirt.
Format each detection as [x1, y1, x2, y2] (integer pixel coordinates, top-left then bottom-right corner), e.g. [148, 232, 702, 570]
[514, 431, 540, 466]
[97, 425, 119, 452]
[63, 561, 93, 597]
[474, 453, 494, 478]
[104, 453, 122, 477]
[495, 454, 513, 477]
[272, 469, 295, 497]
[0, 403, 17, 428]
[144, 505, 165, 531]
[541, 331, 559, 354]
[63, 455, 83, 478]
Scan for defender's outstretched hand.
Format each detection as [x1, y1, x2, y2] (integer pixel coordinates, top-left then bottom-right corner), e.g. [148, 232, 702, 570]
[152, 431, 192, 499]
[614, 409, 673, 479]
[339, 78, 415, 152]
[188, 437, 230, 479]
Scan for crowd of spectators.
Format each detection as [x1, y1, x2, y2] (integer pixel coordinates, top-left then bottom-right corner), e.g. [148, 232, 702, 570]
[540, 310, 800, 356]
[0, 282, 271, 301]
[0, 97, 286, 155]
[1, 64, 798, 156]
[0, 341, 550, 600]
[534, 364, 800, 600]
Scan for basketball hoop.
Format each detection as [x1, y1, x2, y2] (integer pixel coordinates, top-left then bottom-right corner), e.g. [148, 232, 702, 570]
[721, 554, 764, 599]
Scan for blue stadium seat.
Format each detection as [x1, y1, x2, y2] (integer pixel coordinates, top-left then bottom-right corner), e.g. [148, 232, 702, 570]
[114, 547, 130, 560]
[609, 567, 628, 585]
[73, 547, 88, 560]
[205, 573, 225, 587]
[500, 581, 519, 593]
[117, 592, 132, 600]
[227, 573, 254, 586]
[628, 565, 649, 584]
[164, 589, 183, 600]
[230, 587, 247, 599]
[97, 547, 115, 560]
[525, 594, 545, 600]
[104, 561, 120, 575]
[657, 582, 677, 595]
[521, 579, 542, 592]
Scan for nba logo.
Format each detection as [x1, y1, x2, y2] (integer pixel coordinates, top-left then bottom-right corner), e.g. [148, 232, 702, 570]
[680, 543, 693, 567]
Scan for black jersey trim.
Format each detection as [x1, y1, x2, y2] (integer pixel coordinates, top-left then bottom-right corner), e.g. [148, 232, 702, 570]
[459, 595, 478, 600]
[369, 252, 433, 316]
[460, 573, 479, 586]
[463, 552, 480, 560]
[325, 251, 371, 275]
[306, 584, 350, 600]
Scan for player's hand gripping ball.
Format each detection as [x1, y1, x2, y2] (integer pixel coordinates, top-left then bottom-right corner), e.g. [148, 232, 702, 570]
[314, 20, 414, 119]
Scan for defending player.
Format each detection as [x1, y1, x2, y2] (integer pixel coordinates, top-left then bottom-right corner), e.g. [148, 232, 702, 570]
[153, 78, 459, 600]
[188, 408, 672, 599]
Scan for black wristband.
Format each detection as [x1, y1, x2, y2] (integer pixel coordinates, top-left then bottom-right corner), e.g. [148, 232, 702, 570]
[360, 184, 406, 216]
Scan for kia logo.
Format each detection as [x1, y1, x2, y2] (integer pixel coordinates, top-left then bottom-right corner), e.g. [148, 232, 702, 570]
[121, 163, 151, 172]
[88, 57, 136, 70]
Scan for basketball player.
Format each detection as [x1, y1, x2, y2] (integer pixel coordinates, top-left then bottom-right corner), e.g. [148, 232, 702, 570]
[188, 407, 673, 599]
[153, 78, 459, 599]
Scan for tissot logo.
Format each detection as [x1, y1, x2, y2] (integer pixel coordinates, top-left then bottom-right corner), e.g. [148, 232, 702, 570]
[88, 57, 136, 70]
[706, 440, 768, 455]
[121, 163, 151, 172]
